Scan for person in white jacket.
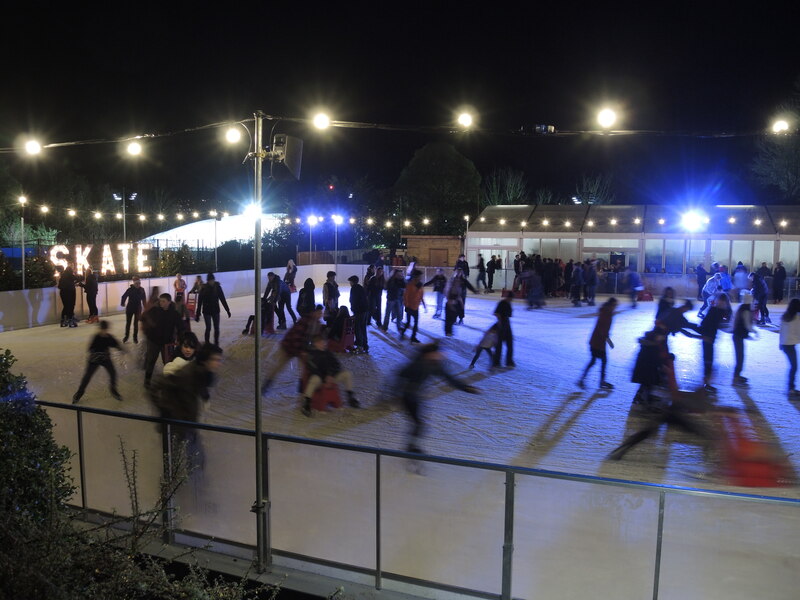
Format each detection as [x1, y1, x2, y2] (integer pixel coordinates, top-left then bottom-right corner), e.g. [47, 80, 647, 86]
[779, 298, 800, 398]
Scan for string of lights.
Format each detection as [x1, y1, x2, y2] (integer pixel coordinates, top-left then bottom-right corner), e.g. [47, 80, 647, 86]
[1, 109, 796, 155]
[9, 205, 791, 231]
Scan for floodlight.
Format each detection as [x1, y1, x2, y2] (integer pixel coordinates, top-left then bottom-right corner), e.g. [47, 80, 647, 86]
[332, 215, 344, 225]
[307, 216, 318, 226]
[24, 140, 42, 155]
[127, 142, 142, 155]
[457, 113, 473, 128]
[597, 108, 616, 128]
[225, 127, 242, 143]
[680, 212, 704, 232]
[313, 113, 330, 129]
[18, 196, 27, 205]
[772, 120, 790, 134]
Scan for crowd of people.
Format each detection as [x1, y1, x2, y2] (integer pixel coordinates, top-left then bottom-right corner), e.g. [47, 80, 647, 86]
[64, 251, 800, 460]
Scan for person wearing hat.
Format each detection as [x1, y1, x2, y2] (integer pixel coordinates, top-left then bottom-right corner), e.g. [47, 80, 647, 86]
[347, 275, 369, 353]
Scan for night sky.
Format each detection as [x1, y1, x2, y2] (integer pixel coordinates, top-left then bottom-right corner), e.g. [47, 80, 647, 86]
[2, 3, 797, 210]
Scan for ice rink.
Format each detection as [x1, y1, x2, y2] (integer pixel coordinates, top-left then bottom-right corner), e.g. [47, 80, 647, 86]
[7, 287, 800, 498]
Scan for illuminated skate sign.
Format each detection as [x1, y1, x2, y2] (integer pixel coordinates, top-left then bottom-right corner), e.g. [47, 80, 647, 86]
[49, 244, 153, 276]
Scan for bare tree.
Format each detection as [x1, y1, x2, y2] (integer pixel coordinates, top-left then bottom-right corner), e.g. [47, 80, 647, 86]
[533, 188, 559, 205]
[573, 173, 616, 205]
[481, 167, 529, 206]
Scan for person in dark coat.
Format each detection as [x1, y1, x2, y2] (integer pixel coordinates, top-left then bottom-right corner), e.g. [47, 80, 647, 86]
[383, 269, 406, 331]
[195, 273, 231, 345]
[698, 293, 730, 392]
[731, 296, 757, 385]
[367, 265, 385, 326]
[72, 320, 124, 403]
[348, 275, 370, 353]
[486, 255, 497, 292]
[301, 335, 359, 416]
[627, 267, 643, 308]
[694, 263, 708, 301]
[578, 298, 618, 389]
[423, 268, 447, 318]
[58, 266, 78, 327]
[475, 255, 487, 291]
[655, 287, 675, 322]
[773, 261, 787, 303]
[296, 278, 316, 317]
[142, 293, 184, 387]
[584, 260, 598, 306]
[261, 305, 324, 393]
[81, 267, 99, 322]
[570, 264, 584, 307]
[493, 292, 515, 368]
[396, 342, 478, 453]
[121, 276, 147, 343]
[749, 272, 771, 325]
[276, 276, 297, 329]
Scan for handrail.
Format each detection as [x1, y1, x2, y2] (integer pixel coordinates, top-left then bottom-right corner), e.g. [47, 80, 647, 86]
[38, 400, 800, 506]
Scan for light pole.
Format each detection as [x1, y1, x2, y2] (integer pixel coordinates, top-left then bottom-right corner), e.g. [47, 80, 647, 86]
[210, 211, 220, 271]
[113, 189, 138, 242]
[332, 215, 343, 270]
[18, 196, 26, 289]
[307, 216, 318, 264]
[463, 214, 470, 256]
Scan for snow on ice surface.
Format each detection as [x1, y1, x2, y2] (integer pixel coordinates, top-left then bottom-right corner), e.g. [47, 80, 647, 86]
[7, 291, 800, 498]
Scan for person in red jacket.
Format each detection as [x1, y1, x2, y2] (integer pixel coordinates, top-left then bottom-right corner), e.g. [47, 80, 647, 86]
[578, 297, 618, 390]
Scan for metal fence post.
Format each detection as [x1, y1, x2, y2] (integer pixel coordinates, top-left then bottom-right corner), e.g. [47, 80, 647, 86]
[375, 453, 382, 590]
[76, 410, 87, 510]
[501, 471, 515, 600]
[652, 491, 666, 600]
[161, 423, 175, 545]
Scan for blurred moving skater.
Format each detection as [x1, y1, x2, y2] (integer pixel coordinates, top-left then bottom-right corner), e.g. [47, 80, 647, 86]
[301, 335, 360, 417]
[72, 320, 125, 403]
[396, 342, 478, 453]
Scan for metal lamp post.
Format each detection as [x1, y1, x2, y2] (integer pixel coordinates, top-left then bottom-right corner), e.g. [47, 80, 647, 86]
[18, 196, 26, 289]
[332, 215, 343, 270]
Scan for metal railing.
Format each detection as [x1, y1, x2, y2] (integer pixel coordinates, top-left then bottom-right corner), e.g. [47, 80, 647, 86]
[38, 400, 800, 600]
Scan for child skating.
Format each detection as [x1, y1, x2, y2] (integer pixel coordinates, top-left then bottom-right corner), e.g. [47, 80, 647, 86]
[72, 320, 125, 403]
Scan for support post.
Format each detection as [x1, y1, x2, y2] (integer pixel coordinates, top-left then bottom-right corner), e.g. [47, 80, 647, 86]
[375, 453, 382, 590]
[501, 471, 515, 600]
[252, 111, 269, 572]
[652, 491, 666, 600]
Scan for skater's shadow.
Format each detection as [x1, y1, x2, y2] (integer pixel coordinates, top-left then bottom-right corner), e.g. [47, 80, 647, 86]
[520, 390, 609, 466]
[598, 394, 715, 484]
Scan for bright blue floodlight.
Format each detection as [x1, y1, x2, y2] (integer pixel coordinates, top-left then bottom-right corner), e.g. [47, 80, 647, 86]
[681, 211, 705, 232]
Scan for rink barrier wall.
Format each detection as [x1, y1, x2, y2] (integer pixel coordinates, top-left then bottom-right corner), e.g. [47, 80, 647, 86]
[39, 400, 800, 600]
[5, 266, 800, 331]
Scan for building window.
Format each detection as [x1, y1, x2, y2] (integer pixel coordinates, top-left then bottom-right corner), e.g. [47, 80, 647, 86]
[664, 239, 685, 274]
[731, 240, 752, 271]
[644, 239, 663, 273]
[753, 241, 775, 269]
[559, 239, 578, 262]
[710, 240, 730, 268]
[780, 241, 799, 277]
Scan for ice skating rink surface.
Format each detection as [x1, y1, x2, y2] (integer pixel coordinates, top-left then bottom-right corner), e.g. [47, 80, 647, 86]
[7, 290, 800, 498]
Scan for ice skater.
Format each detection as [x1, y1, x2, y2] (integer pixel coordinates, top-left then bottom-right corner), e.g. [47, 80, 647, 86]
[779, 298, 800, 399]
[261, 304, 324, 394]
[80, 266, 99, 323]
[698, 293, 730, 393]
[423, 268, 447, 319]
[493, 291, 515, 368]
[120, 276, 147, 343]
[195, 273, 231, 346]
[578, 297, 618, 390]
[173, 273, 187, 302]
[142, 293, 184, 387]
[163, 331, 200, 376]
[396, 342, 478, 453]
[469, 322, 498, 369]
[347, 275, 370, 353]
[58, 265, 78, 327]
[382, 269, 406, 331]
[731, 294, 757, 386]
[72, 320, 125, 403]
[400, 269, 425, 343]
[301, 335, 360, 417]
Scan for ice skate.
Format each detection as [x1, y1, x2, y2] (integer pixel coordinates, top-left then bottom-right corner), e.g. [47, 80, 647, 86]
[600, 381, 614, 389]
[301, 397, 312, 417]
